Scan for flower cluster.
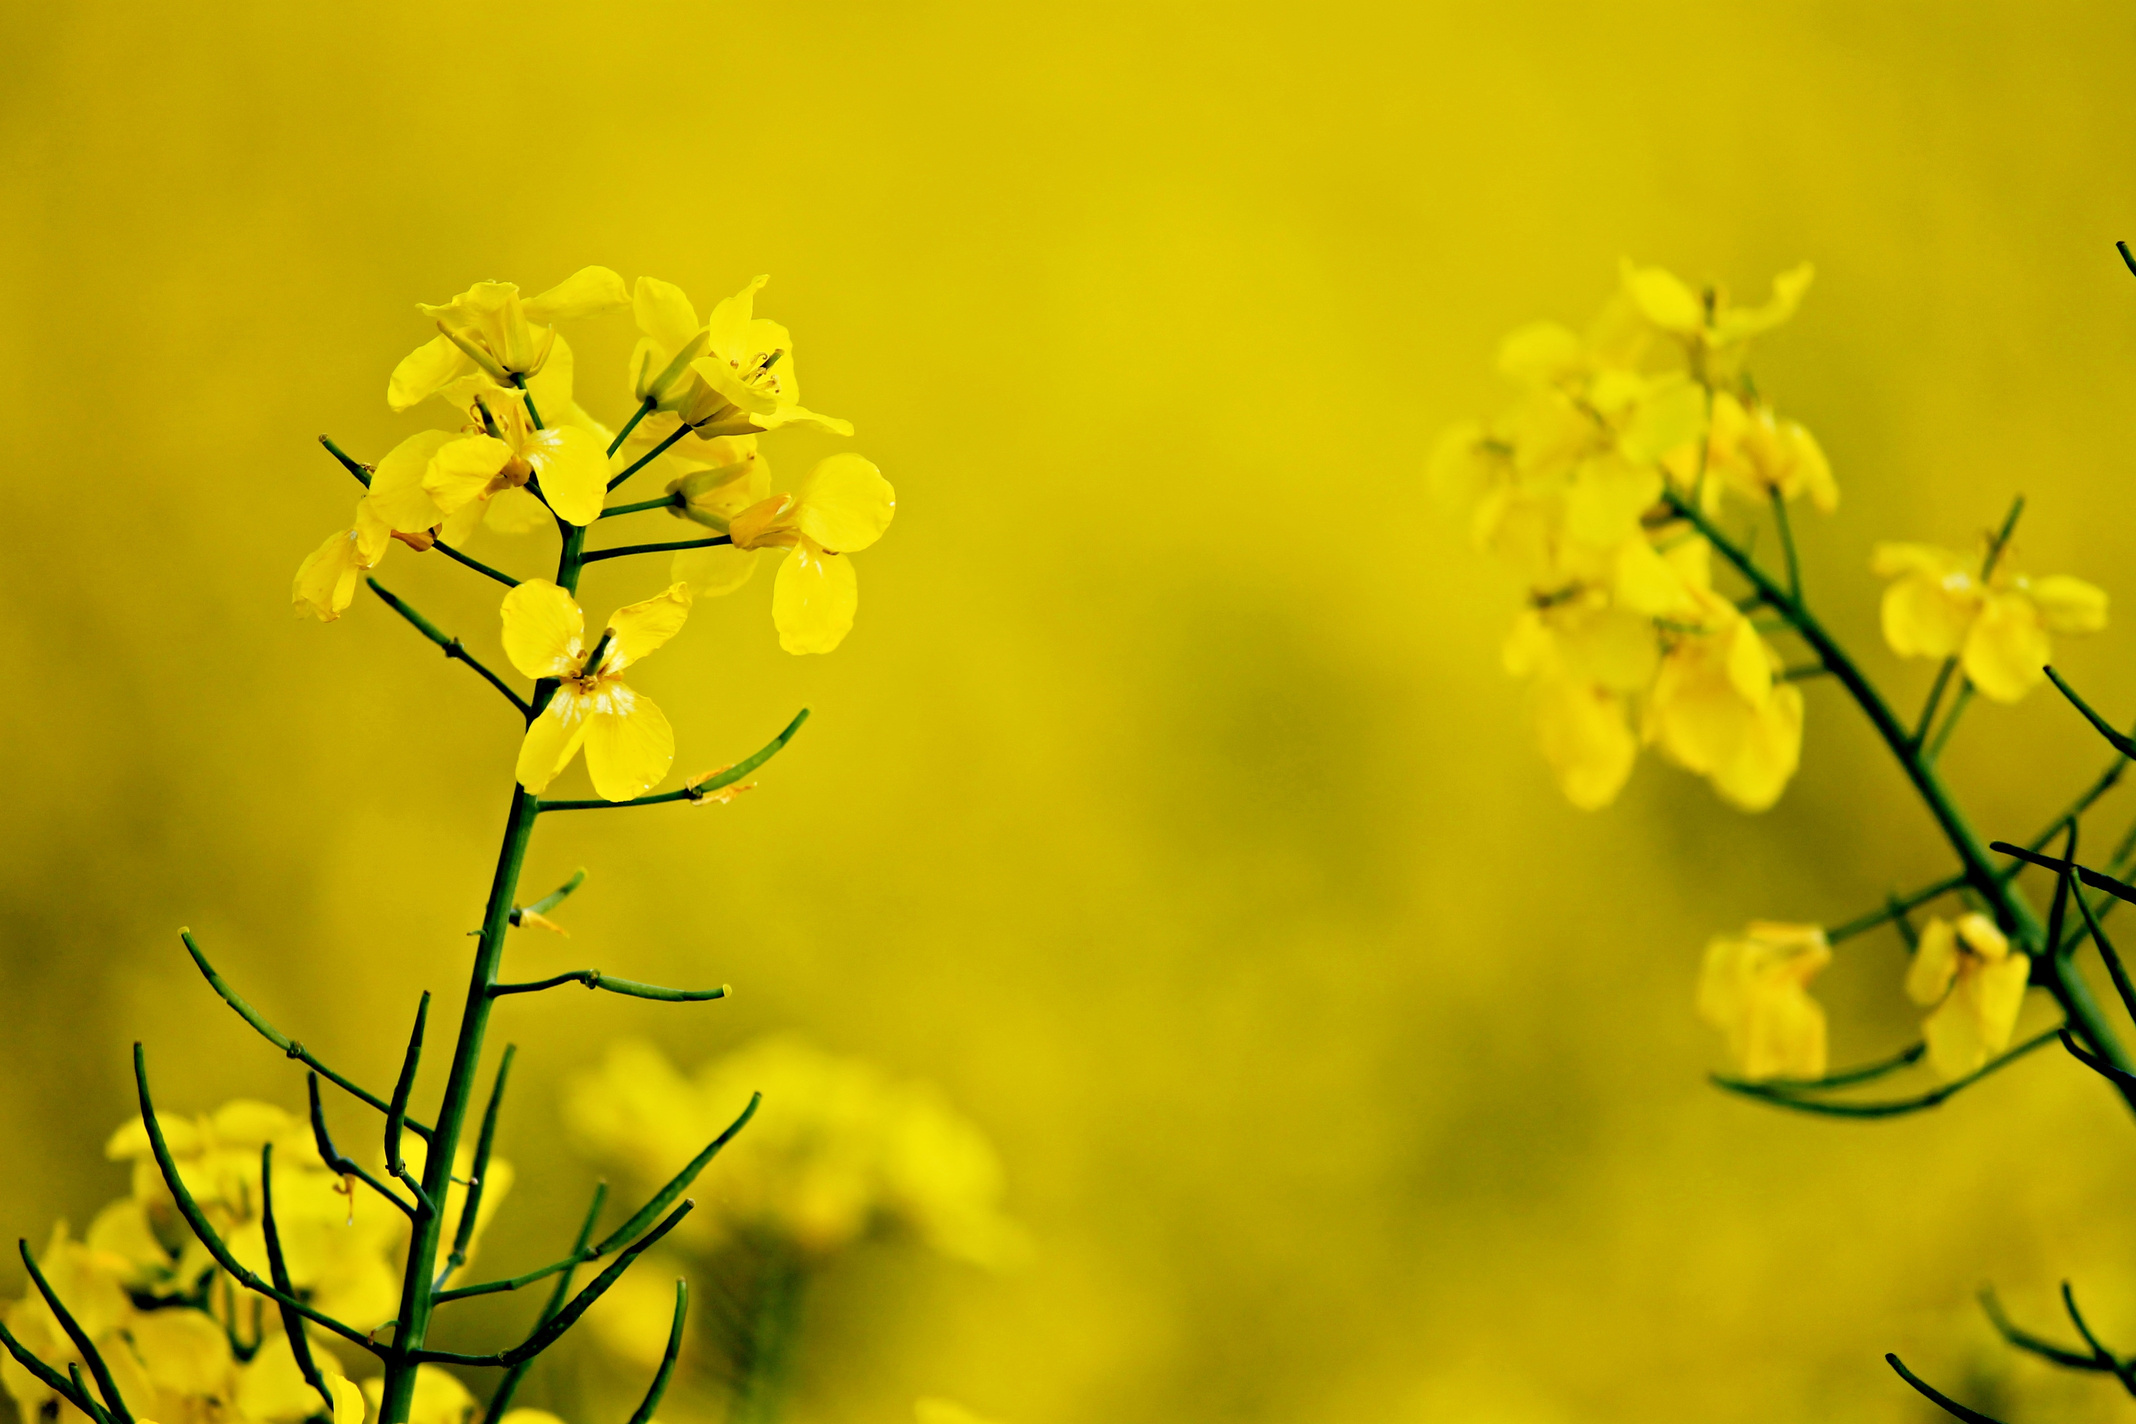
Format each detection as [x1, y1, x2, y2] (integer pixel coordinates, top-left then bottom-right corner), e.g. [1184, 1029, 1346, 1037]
[1, 1099, 507, 1424]
[1432, 260, 1827, 810]
[295, 268, 896, 660]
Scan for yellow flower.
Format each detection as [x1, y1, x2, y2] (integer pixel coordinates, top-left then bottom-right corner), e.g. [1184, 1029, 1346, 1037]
[364, 1364, 475, 1424]
[681, 454, 896, 655]
[369, 381, 608, 536]
[292, 499, 392, 621]
[1696, 923, 1831, 1080]
[1501, 592, 1658, 810]
[503, 581, 691, 800]
[1619, 259, 1815, 366]
[564, 1036, 1022, 1269]
[682, 276, 853, 437]
[1669, 389, 1836, 513]
[1872, 542, 2108, 703]
[388, 267, 626, 412]
[1905, 913, 2030, 1079]
[628, 275, 719, 413]
[1646, 590, 1804, 812]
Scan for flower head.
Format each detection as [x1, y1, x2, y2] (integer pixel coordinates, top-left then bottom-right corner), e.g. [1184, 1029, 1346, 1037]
[1905, 912, 2030, 1079]
[681, 276, 853, 437]
[503, 581, 692, 800]
[388, 268, 626, 412]
[1618, 259, 1814, 379]
[1646, 588, 1804, 812]
[1696, 922, 1831, 1080]
[369, 378, 609, 537]
[293, 499, 392, 621]
[1873, 541, 2108, 703]
[673, 453, 895, 655]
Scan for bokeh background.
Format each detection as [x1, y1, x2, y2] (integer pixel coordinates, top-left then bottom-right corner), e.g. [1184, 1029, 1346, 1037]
[7, 2, 2136, 1419]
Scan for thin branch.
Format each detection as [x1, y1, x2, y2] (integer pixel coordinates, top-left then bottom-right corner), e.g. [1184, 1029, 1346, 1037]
[1712, 1025, 2060, 1117]
[608, 421, 693, 491]
[607, 398, 657, 458]
[418, 1202, 695, 1366]
[489, 970, 729, 1002]
[2059, 1282, 2136, 1394]
[438, 1046, 514, 1292]
[259, 1145, 334, 1417]
[178, 929, 431, 1139]
[431, 540, 521, 589]
[600, 495, 683, 519]
[581, 534, 732, 564]
[626, 1281, 690, 1424]
[480, 1183, 607, 1424]
[2045, 667, 2136, 759]
[307, 1072, 417, 1218]
[1980, 1286, 2108, 1371]
[0, 1315, 100, 1418]
[319, 436, 372, 488]
[20, 1240, 134, 1424]
[132, 1046, 382, 1355]
[511, 869, 585, 927]
[1712, 1043, 1925, 1096]
[384, 993, 431, 1188]
[366, 581, 532, 717]
[1768, 487, 1800, 600]
[539, 710, 808, 812]
[1885, 1354, 2011, 1424]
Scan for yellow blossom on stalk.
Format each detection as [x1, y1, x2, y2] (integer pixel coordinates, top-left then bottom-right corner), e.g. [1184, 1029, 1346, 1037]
[565, 1037, 1022, 1269]
[388, 267, 627, 412]
[1618, 259, 1815, 380]
[677, 454, 896, 655]
[1872, 541, 2108, 703]
[681, 276, 853, 437]
[368, 380, 608, 536]
[363, 1364, 477, 1424]
[1905, 913, 2031, 1079]
[1667, 389, 1836, 513]
[1500, 592, 1656, 810]
[292, 499, 392, 621]
[503, 581, 691, 801]
[1647, 587, 1804, 812]
[1696, 922, 1832, 1080]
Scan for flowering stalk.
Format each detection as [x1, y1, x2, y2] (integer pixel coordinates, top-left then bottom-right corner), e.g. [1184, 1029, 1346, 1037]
[0, 268, 898, 1424]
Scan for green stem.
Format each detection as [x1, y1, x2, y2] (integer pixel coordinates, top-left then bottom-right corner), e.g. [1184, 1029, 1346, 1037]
[1925, 683, 1976, 766]
[607, 398, 656, 458]
[1768, 487, 1800, 600]
[582, 535, 731, 564]
[1663, 489, 2136, 1109]
[601, 495, 684, 519]
[608, 423, 693, 492]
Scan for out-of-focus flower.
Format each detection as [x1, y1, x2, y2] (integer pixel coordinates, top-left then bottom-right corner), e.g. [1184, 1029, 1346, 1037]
[502, 581, 691, 801]
[1905, 913, 2030, 1079]
[293, 499, 392, 622]
[683, 454, 895, 655]
[1696, 923, 1831, 1080]
[0, 1220, 368, 1424]
[1618, 259, 1814, 378]
[565, 1036, 1021, 1269]
[1669, 389, 1835, 513]
[1647, 588, 1804, 812]
[363, 1363, 476, 1424]
[389, 268, 627, 412]
[1872, 542, 2108, 703]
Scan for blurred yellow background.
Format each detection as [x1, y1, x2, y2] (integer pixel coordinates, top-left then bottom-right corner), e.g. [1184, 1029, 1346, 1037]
[7, 2, 2136, 1420]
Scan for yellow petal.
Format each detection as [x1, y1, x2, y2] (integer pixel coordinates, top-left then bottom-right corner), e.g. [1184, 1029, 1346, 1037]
[292, 529, 360, 622]
[523, 425, 608, 526]
[1563, 456, 1659, 549]
[1880, 573, 1975, 660]
[1961, 591, 2049, 703]
[1613, 536, 1696, 618]
[1617, 374, 1706, 466]
[1712, 262, 1815, 345]
[2030, 574, 2109, 635]
[585, 685, 675, 801]
[367, 429, 458, 532]
[673, 544, 763, 597]
[773, 542, 859, 654]
[526, 331, 577, 420]
[1870, 542, 1959, 580]
[329, 1377, 366, 1424]
[1954, 912, 2010, 962]
[1709, 680, 1802, 812]
[500, 580, 586, 680]
[1905, 917, 1959, 1007]
[1620, 259, 1703, 335]
[795, 454, 896, 552]
[1965, 950, 2031, 1056]
[705, 275, 769, 356]
[516, 691, 590, 793]
[1427, 421, 1494, 515]
[484, 486, 551, 535]
[364, 1365, 475, 1424]
[1529, 676, 1636, 810]
[423, 434, 513, 514]
[602, 583, 693, 671]
[522, 266, 628, 321]
[1495, 321, 1584, 385]
[388, 335, 469, 412]
[634, 276, 702, 354]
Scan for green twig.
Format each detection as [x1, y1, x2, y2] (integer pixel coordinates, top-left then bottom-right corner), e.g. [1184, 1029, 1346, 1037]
[260, 1144, 335, 1416]
[608, 422, 694, 492]
[307, 1072, 416, 1217]
[367, 581, 531, 717]
[319, 436, 372, 488]
[539, 711, 807, 812]
[582, 534, 733, 564]
[480, 1184, 606, 1423]
[437, 1047, 514, 1292]
[626, 1282, 691, 1424]
[431, 540, 521, 590]
[20, 1240, 134, 1424]
[601, 494, 684, 519]
[489, 970, 729, 1002]
[1712, 1025, 2060, 1118]
[1885, 1354, 2010, 1424]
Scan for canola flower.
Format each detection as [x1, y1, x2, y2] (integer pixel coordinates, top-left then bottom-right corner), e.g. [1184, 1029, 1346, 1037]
[0, 269, 900, 1424]
[563, 1039, 1018, 1424]
[1449, 253, 2136, 1418]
